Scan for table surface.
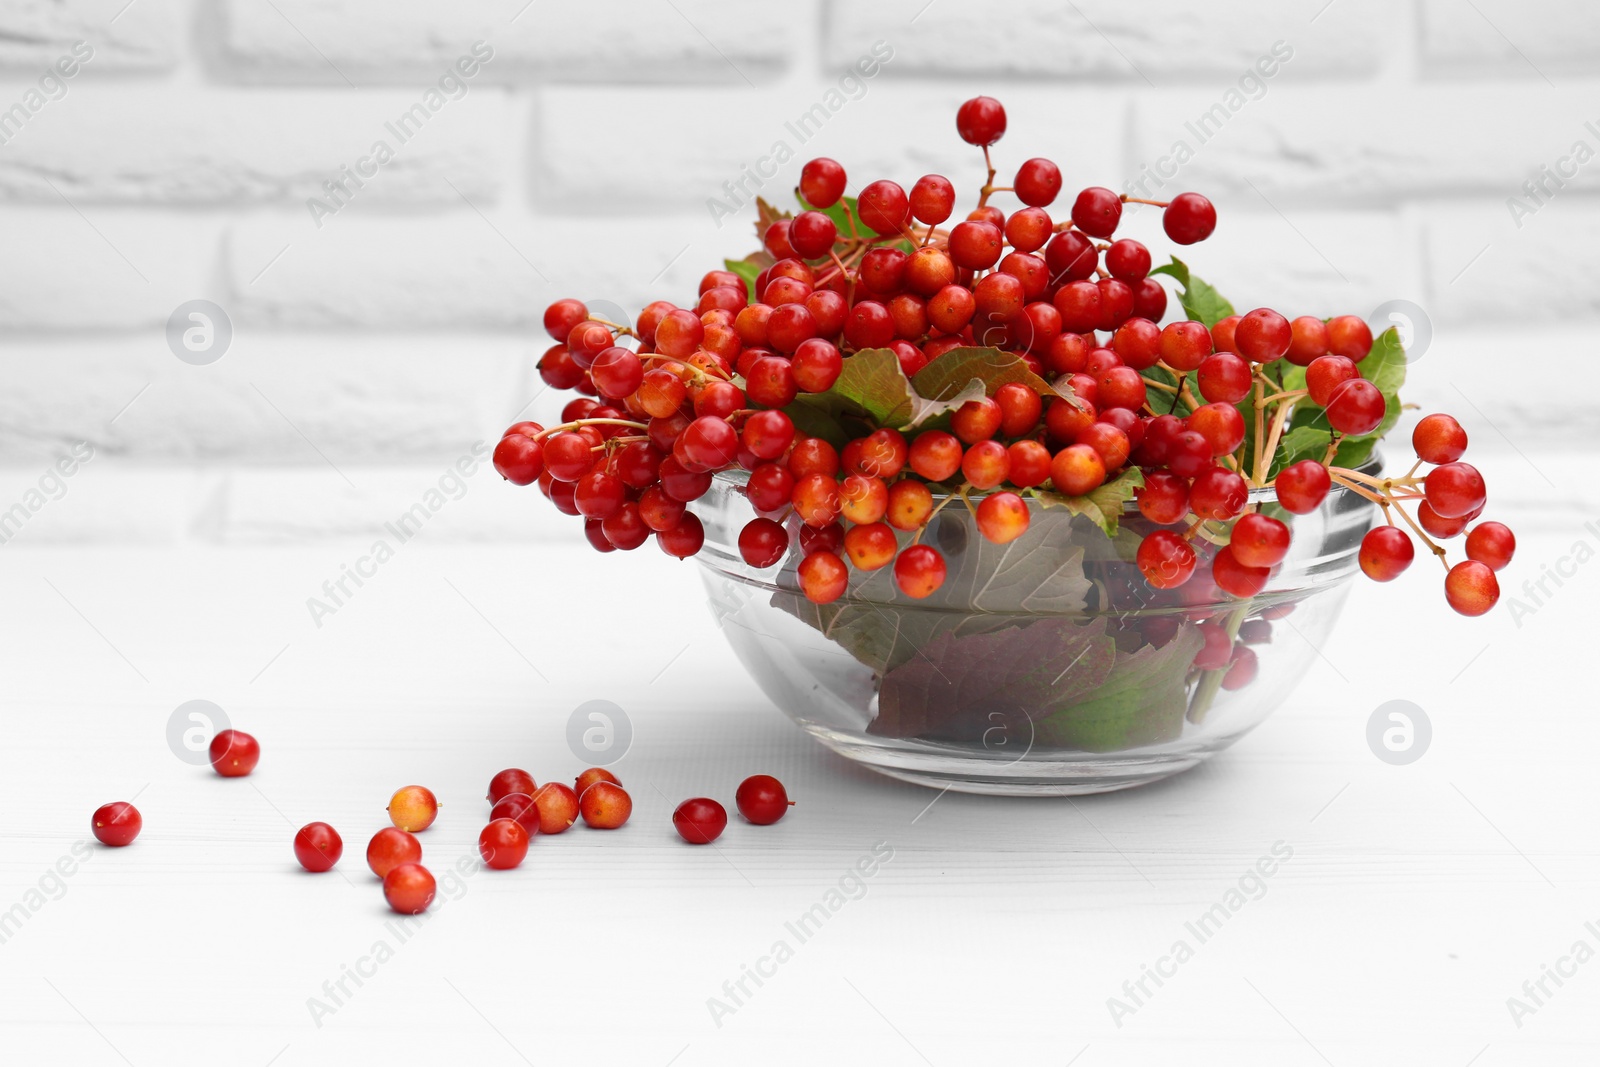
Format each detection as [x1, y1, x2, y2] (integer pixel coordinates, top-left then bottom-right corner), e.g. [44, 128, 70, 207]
[1, 453, 1595, 1066]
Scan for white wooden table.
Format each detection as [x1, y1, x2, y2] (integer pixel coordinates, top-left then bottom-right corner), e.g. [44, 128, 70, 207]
[1, 450, 1594, 1065]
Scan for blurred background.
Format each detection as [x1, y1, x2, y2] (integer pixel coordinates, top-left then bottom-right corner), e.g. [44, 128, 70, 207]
[0, 0, 1589, 554]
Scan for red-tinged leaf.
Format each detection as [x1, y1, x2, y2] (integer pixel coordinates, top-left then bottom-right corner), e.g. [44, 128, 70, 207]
[871, 618, 1119, 742]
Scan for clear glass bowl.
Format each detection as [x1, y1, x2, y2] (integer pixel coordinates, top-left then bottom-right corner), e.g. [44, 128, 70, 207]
[695, 465, 1378, 795]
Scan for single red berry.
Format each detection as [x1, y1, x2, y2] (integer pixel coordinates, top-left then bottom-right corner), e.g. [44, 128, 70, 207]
[1324, 379, 1386, 436]
[383, 862, 436, 914]
[579, 781, 632, 829]
[1230, 513, 1292, 568]
[366, 827, 422, 878]
[736, 775, 792, 825]
[1445, 560, 1499, 617]
[1014, 157, 1062, 206]
[672, 798, 729, 844]
[209, 729, 260, 778]
[800, 157, 847, 208]
[790, 210, 839, 259]
[489, 793, 542, 838]
[1137, 530, 1197, 589]
[858, 180, 910, 236]
[894, 544, 947, 599]
[1070, 187, 1122, 238]
[1132, 277, 1167, 322]
[1187, 402, 1246, 456]
[1286, 316, 1328, 366]
[1190, 467, 1249, 520]
[659, 512, 707, 559]
[1275, 460, 1331, 514]
[1213, 545, 1271, 598]
[1166, 430, 1212, 480]
[1359, 526, 1415, 582]
[1465, 521, 1515, 570]
[1050, 443, 1107, 496]
[1005, 207, 1054, 253]
[909, 174, 956, 224]
[1424, 462, 1487, 519]
[479, 819, 530, 870]
[798, 549, 849, 604]
[1136, 470, 1189, 524]
[543, 299, 588, 343]
[1222, 645, 1259, 690]
[531, 783, 579, 835]
[948, 220, 1004, 270]
[1163, 192, 1216, 244]
[975, 491, 1030, 544]
[387, 785, 439, 832]
[1211, 315, 1241, 354]
[956, 95, 1006, 146]
[487, 769, 537, 804]
[738, 517, 788, 568]
[1197, 351, 1252, 405]
[1305, 355, 1359, 407]
[493, 434, 544, 486]
[1419, 501, 1470, 540]
[91, 802, 141, 847]
[1233, 308, 1291, 363]
[1413, 413, 1468, 464]
[575, 768, 620, 796]
[590, 346, 643, 399]
[1160, 320, 1212, 371]
[294, 822, 343, 872]
[1326, 315, 1373, 361]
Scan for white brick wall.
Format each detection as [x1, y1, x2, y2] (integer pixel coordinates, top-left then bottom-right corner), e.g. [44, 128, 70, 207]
[0, 0, 1591, 544]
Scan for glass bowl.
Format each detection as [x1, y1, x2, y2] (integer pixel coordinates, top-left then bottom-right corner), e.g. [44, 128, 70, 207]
[695, 464, 1378, 795]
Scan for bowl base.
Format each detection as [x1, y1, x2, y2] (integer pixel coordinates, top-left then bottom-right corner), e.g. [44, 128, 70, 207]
[803, 724, 1212, 796]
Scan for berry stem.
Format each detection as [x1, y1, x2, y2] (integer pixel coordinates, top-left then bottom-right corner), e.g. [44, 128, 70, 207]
[1327, 472, 1386, 506]
[1254, 394, 1296, 486]
[588, 317, 637, 338]
[1255, 389, 1308, 408]
[1251, 378, 1266, 482]
[914, 487, 965, 544]
[1385, 498, 1450, 568]
[1189, 602, 1249, 725]
[532, 418, 650, 442]
[1121, 195, 1171, 208]
[840, 199, 862, 241]
[977, 146, 998, 208]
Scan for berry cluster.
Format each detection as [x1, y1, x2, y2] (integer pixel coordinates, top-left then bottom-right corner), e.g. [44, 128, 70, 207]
[499, 96, 1510, 617]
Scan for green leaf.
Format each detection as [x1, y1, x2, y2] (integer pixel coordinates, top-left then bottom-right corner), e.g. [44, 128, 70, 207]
[1268, 425, 1333, 478]
[1149, 257, 1235, 327]
[722, 257, 761, 298]
[1360, 326, 1407, 396]
[1033, 623, 1206, 752]
[1141, 364, 1196, 417]
[781, 396, 850, 448]
[1030, 467, 1145, 538]
[818, 348, 917, 425]
[798, 192, 858, 236]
